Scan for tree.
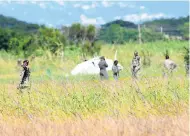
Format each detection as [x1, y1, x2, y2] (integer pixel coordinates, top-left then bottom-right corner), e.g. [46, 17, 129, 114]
[141, 28, 164, 42]
[179, 22, 189, 40]
[123, 29, 138, 42]
[69, 23, 83, 44]
[100, 24, 124, 44]
[8, 37, 20, 54]
[20, 27, 66, 56]
[86, 25, 96, 43]
[81, 40, 101, 56]
[0, 28, 11, 51]
[37, 27, 65, 54]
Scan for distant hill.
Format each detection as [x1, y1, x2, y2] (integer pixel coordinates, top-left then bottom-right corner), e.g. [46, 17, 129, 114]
[142, 16, 189, 36]
[0, 14, 40, 34]
[102, 20, 137, 29]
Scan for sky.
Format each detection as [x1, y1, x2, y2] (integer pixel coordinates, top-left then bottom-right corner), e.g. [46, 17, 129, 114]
[0, 0, 189, 28]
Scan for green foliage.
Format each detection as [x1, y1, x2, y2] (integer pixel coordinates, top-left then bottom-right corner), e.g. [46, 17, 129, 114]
[99, 16, 189, 43]
[184, 47, 189, 65]
[38, 27, 66, 53]
[0, 41, 188, 120]
[143, 16, 189, 37]
[99, 24, 164, 44]
[99, 24, 124, 44]
[123, 28, 138, 42]
[141, 50, 151, 67]
[179, 22, 189, 39]
[81, 41, 101, 56]
[69, 23, 83, 44]
[141, 28, 164, 42]
[0, 14, 188, 58]
[102, 19, 137, 29]
[65, 23, 98, 56]
[8, 37, 21, 54]
[0, 43, 188, 118]
[0, 28, 12, 51]
[0, 14, 40, 34]
[86, 25, 96, 42]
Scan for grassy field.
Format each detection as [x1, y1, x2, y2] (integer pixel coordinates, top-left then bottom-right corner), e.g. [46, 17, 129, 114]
[0, 41, 189, 136]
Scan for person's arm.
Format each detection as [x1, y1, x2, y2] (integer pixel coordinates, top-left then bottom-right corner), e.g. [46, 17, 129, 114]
[139, 57, 141, 66]
[104, 61, 108, 67]
[112, 65, 117, 73]
[28, 68, 30, 80]
[117, 66, 121, 72]
[98, 61, 101, 68]
[112, 65, 114, 71]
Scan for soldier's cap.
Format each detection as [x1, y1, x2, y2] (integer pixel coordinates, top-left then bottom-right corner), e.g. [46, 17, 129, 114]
[134, 51, 138, 55]
[100, 56, 105, 60]
[114, 60, 118, 65]
[165, 55, 169, 59]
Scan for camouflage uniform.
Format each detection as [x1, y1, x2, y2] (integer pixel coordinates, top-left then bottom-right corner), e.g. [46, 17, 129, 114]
[184, 49, 189, 77]
[20, 66, 30, 85]
[112, 60, 120, 80]
[18, 60, 30, 89]
[98, 57, 108, 80]
[131, 51, 141, 79]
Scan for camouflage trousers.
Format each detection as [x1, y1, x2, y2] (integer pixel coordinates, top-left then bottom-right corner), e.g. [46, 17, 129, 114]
[100, 69, 109, 80]
[17, 77, 30, 91]
[113, 73, 119, 80]
[131, 66, 140, 79]
[185, 64, 189, 77]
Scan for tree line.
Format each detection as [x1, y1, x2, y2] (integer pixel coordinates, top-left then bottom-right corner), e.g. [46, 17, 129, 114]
[0, 14, 189, 57]
[0, 23, 100, 57]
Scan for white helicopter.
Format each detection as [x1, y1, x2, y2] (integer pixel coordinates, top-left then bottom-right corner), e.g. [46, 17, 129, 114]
[71, 50, 123, 75]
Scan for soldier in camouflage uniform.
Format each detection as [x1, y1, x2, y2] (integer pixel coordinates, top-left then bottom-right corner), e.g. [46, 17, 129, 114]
[131, 51, 141, 79]
[17, 60, 30, 90]
[184, 47, 189, 77]
[98, 56, 109, 80]
[112, 60, 120, 80]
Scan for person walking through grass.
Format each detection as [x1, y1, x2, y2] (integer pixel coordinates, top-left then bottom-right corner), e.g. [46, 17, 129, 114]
[163, 54, 177, 77]
[17, 60, 30, 90]
[112, 60, 120, 80]
[98, 56, 108, 80]
[131, 51, 141, 79]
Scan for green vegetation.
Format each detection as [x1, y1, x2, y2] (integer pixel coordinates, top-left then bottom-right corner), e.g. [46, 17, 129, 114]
[0, 14, 40, 34]
[0, 15, 189, 120]
[98, 16, 189, 43]
[102, 19, 137, 28]
[0, 15, 189, 58]
[0, 13, 189, 136]
[143, 16, 189, 36]
[0, 15, 100, 57]
[0, 41, 188, 120]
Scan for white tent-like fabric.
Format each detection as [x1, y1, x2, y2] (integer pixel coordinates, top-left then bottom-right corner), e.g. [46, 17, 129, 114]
[71, 57, 123, 75]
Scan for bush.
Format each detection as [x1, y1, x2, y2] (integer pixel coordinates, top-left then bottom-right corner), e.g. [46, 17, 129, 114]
[82, 41, 101, 56]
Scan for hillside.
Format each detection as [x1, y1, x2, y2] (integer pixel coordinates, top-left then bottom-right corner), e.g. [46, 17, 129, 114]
[142, 16, 189, 36]
[102, 19, 137, 29]
[0, 14, 40, 34]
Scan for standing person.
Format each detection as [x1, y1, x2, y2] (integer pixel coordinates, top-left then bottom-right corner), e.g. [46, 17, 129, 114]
[131, 51, 141, 79]
[17, 60, 30, 89]
[98, 56, 108, 80]
[112, 60, 120, 80]
[163, 54, 177, 77]
[184, 47, 189, 77]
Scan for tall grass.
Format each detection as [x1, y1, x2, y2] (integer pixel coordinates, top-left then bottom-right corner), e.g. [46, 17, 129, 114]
[0, 41, 189, 135]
